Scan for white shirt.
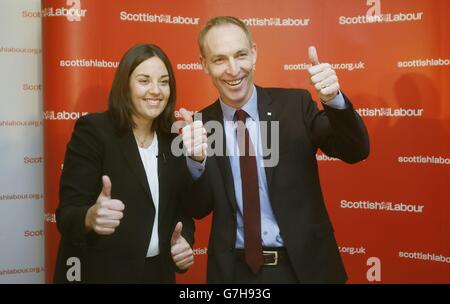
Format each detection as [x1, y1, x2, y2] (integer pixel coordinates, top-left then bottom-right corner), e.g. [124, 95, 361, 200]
[137, 133, 160, 257]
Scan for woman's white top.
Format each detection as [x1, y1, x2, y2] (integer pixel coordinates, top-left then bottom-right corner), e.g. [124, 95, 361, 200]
[137, 133, 160, 257]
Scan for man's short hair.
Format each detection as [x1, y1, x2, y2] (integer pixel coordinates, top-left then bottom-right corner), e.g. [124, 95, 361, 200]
[198, 16, 253, 57]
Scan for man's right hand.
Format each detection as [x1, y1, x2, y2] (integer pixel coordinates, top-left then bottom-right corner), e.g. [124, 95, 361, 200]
[85, 175, 125, 235]
[180, 108, 207, 162]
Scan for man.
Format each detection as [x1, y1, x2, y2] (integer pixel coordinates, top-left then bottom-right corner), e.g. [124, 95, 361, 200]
[180, 16, 369, 283]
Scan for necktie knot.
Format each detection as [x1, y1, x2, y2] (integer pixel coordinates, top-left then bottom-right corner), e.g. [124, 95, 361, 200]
[235, 109, 248, 123]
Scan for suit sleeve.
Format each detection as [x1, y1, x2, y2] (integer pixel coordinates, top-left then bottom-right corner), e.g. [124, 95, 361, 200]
[302, 90, 370, 163]
[178, 172, 196, 247]
[172, 160, 196, 273]
[56, 115, 103, 248]
[183, 162, 214, 219]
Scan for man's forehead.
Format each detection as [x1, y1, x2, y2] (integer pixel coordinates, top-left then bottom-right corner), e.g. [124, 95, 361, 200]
[203, 24, 251, 56]
[206, 24, 247, 40]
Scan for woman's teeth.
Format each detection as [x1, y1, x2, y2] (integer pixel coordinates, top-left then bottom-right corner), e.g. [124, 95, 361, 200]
[144, 98, 159, 105]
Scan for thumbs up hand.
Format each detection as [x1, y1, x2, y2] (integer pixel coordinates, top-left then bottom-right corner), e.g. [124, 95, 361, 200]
[85, 175, 125, 235]
[307, 46, 340, 102]
[170, 222, 194, 270]
[179, 108, 207, 162]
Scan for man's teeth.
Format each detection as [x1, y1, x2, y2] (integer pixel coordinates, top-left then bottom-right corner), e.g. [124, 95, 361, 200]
[225, 78, 243, 86]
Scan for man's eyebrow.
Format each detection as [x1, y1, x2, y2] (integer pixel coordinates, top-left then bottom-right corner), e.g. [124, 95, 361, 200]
[212, 49, 249, 57]
[210, 54, 225, 59]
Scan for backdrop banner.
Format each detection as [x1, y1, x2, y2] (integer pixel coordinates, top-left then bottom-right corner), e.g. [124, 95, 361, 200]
[43, 0, 450, 283]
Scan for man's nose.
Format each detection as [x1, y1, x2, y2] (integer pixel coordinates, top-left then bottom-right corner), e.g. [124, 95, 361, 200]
[226, 58, 239, 76]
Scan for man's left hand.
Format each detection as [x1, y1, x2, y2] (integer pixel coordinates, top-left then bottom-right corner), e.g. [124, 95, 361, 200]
[307, 46, 340, 102]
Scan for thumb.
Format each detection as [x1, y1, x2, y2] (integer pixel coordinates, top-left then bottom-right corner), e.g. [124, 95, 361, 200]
[100, 175, 112, 199]
[171, 222, 183, 245]
[179, 108, 193, 124]
[308, 46, 319, 66]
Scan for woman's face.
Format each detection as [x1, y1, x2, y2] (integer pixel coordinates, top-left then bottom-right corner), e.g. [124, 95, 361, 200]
[129, 56, 170, 125]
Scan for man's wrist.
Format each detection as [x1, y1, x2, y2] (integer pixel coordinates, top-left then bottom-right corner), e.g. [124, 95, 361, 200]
[189, 156, 205, 163]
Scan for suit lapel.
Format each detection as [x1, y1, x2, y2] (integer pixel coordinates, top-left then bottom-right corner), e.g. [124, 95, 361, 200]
[156, 131, 170, 221]
[206, 101, 238, 212]
[256, 86, 275, 188]
[117, 129, 153, 203]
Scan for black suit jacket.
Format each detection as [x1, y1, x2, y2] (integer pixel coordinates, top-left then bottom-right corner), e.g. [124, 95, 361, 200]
[53, 111, 194, 283]
[186, 86, 369, 283]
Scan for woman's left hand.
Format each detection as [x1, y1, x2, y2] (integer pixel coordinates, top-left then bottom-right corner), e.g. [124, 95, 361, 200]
[170, 222, 194, 270]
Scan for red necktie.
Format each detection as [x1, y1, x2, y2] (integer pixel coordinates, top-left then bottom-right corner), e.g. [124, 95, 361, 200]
[235, 109, 263, 273]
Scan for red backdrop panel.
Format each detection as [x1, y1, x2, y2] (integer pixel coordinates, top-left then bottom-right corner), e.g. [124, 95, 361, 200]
[43, 0, 450, 283]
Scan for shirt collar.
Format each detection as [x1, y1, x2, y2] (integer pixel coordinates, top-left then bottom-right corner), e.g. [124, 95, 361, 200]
[219, 85, 258, 122]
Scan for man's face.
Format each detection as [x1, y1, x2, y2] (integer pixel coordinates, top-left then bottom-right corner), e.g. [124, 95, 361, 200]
[201, 24, 257, 108]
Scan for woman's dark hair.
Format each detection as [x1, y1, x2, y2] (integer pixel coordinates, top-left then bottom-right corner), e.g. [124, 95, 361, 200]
[108, 44, 176, 133]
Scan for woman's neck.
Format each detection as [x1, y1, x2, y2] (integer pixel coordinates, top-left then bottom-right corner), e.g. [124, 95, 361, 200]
[133, 117, 154, 148]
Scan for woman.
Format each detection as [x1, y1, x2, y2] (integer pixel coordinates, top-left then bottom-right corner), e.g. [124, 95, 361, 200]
[53, 44, 195, 283]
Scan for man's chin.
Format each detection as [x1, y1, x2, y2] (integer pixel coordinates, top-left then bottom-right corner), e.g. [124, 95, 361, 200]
[223, 95, 247, 106]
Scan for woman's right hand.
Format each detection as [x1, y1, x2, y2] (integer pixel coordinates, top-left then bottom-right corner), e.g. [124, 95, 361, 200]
[85, 175, 125, 235]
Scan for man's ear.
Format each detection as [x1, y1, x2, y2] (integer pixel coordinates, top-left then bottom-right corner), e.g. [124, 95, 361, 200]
[200, 55, 210, 75]
[251, 43, 257, 67]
